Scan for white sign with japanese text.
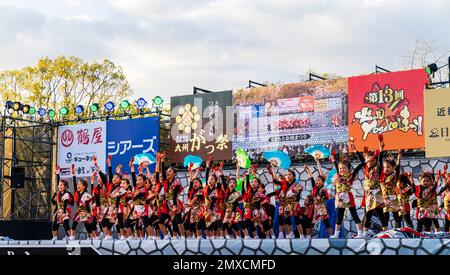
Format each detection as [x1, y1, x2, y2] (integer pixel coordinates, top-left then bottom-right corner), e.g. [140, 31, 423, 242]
[57, 121, 106, 178]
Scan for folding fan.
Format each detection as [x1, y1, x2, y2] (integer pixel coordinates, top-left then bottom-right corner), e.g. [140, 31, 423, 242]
[262, 150, 291, 169]
[304, 145, 331, 159]
[236, 148, 251, 169]
[133, 153, 156, 165]
[183, 155, 203, 170]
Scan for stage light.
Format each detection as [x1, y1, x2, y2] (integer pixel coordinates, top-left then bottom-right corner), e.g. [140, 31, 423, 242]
[74, 105, 84, 115]
[152, 96, 163, 106]
[90, 103, 99, 113]
[425, 63, 438, 75]
[59, 106, 69, 116]
[22, 105, 30, 114]
[13, 102, 22, 112]
[120, 100, 130, 111]
[28, 107, 36, 115]
[136, 98, 147, 109]
[48, 109, 56, 119]
[104, 101, 115, 112]
[38, 108, 46, 117]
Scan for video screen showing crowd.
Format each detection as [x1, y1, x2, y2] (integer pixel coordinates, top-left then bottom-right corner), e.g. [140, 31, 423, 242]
[51, 135, 450, 241]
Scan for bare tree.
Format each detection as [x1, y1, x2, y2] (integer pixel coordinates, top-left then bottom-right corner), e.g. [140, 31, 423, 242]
[401, 38, 450, 85]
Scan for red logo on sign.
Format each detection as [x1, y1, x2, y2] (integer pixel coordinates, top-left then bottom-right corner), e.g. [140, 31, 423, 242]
[61, 129, 74, 147]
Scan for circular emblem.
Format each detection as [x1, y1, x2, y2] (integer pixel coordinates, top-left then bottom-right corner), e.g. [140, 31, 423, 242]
[175, 103, 201, 134]
[61, 129, 74, 147]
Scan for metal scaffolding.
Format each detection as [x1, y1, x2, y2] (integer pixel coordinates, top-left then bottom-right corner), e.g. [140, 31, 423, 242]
[0, 112, 55, 221]
[0, 108, 170, 221]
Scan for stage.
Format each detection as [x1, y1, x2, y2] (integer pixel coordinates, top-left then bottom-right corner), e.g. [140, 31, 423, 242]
[0, 238, 448, 255]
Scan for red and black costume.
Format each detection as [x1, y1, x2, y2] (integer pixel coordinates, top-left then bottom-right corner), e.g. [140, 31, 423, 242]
[221, 177, 242, 234]
[415, 173, 447, 232]
[380, 156, 402, 228]
[202, 172, 223, 232]
[299, 197, 314, 232]
[332, 153, 364, 226]
[184, 178, 205, 233]
[308, 177, 332, 230]
[157, 171, 183, 227]
[92, 169, 120, 230]
[143, 172, 161, 231]
[71, 175, 94, 234]
[116, 183, 133, 231]
[395, 174, 414, 228]
[242, 175, 273, 236]
[360, 150, 388, 229]
[278, 177, 303, 227]
[126, 171, 148, 231]
[258, 190, 276, 233]
[51, 173, 73, 235]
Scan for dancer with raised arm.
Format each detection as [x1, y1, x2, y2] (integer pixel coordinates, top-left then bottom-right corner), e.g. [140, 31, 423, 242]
[91, 155, 116, 240]
[51, 166, 73, 240]
[415, 169, 448, 233]
[330, 140, 364, 239]
[203, 159, 224, 239]
[157, 152, 183, 239]
[277, 168, 303, 239]
[69, 164, 94, 240]
[185, 162, 205, 239]
[221, 161, 242, 239]
[396, 172, 415, 228]
[142, 154, 163, 239]
[358, 135, 388, 237]
[380, 150, 403, 228]
[304, 158, 333, 238]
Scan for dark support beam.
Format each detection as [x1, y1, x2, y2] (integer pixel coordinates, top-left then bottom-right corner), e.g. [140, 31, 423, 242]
[429, 81, 450, 86]
[375, 65, 391, 74]
[448, 56, 450, 82]
[247, 80, 267, 88]
[308, 73, 326, 81]
[193, 87, 213, 94]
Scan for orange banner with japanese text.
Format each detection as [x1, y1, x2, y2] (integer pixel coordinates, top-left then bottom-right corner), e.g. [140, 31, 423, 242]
[348, 69, 428, 150]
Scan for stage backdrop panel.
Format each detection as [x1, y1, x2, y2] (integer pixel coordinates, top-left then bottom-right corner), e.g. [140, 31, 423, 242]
[57, 121, 107, 178]
[424, 87, 450, 158]
[106, 116, 160, 174]
[232, 79, 348, 158]
[170, 90, 233, 163]
[348, 69, 428, 150]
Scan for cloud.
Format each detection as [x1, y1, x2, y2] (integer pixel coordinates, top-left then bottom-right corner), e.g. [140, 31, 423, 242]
[0, 0, 449, 102]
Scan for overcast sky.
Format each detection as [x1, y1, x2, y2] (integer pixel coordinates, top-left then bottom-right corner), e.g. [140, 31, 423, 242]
[0, 0, 449, 101]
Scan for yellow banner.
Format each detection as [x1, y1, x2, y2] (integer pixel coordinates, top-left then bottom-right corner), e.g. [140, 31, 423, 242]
[425, 88, 450, 158]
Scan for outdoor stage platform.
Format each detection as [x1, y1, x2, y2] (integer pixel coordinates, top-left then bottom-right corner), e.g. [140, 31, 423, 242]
[0, 238, 448, 255]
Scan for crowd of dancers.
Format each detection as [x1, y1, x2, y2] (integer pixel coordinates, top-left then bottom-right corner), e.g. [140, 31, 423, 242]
[276, 117, 312, 130]
[51, 137, 450, 240]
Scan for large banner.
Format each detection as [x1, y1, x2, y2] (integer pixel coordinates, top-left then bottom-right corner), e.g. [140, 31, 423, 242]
[233, 79, 348, 159]
[57, 117, 159, 178]
[348, 69, 428, 150]
[107, 117, 160, 174]
[424, 87, 450, 158]
[170, 91, 233, 163]
[57, 121, 106, 178]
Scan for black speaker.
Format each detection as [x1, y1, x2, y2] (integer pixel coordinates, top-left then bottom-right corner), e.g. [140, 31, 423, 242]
[11, 167, 25, 189]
